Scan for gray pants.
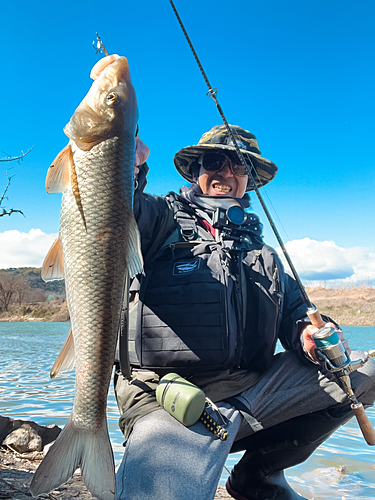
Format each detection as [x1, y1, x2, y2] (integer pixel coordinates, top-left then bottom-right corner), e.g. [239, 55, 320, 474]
[116, 351, 375, 500]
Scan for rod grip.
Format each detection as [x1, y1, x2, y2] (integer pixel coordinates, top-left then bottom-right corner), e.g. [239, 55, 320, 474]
[351, 402, 375, 446]
[307, 308, 325, 328]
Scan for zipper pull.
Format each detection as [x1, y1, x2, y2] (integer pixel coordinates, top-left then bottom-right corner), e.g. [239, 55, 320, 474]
[273, 266, 278, 280]
[273, 266, 284, 298]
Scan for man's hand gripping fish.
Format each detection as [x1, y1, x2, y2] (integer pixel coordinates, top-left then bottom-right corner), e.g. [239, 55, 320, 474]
[30, 55, 143, 500]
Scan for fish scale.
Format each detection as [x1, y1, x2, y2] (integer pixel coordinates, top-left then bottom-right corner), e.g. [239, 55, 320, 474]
[61, 138, 132, 426]
[30, 55, 142, 500]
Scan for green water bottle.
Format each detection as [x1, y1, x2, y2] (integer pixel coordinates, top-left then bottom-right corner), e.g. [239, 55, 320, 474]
[156, 373, 206, 427]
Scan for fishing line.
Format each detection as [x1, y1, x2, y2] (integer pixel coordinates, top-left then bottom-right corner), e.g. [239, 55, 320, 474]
[168, 0, 314, 310]
[85, 0, 109, 56]
[233, 138, 313, 283]
[237, 141, 314, 284]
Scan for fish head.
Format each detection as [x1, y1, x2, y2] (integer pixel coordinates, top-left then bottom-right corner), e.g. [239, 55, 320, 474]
[64, 56, 138, 151]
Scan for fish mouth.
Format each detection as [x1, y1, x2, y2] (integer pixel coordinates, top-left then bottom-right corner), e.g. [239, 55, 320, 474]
[90, 54, 119, 81]
[91, 55, 131, 87]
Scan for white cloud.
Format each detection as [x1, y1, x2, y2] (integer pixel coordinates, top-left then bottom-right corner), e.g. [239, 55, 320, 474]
[276, 238, 375, 285]
[0, 229, 57, 269]
[0, 232, 374, 286]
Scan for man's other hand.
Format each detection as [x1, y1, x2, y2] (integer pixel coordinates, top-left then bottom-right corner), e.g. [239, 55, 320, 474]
[302, 322, 351, 362]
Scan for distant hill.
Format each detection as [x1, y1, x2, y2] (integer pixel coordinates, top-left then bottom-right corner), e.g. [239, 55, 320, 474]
[306, 285, 375, 326]
[0, 272, 373, 325]
[0, 267, 66, 297]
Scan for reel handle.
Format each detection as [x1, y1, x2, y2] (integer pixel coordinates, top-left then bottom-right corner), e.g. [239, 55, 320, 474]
[307, 308, 325, 328]
[351, 403, 375, 446]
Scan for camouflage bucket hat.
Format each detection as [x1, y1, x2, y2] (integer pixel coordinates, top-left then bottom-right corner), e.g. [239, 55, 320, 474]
[174, 125, 278, 191]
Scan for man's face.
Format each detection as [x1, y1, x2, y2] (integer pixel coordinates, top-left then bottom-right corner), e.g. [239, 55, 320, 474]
[197, 153, 248, 198]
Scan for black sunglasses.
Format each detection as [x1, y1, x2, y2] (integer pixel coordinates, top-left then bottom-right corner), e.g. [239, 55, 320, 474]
[198, 152, 248, 177]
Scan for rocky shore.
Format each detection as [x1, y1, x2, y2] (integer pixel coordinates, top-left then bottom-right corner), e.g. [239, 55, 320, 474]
[0, 416, 232, 499]
[0, 299, 70, 322]
[1, 452, 231, 499]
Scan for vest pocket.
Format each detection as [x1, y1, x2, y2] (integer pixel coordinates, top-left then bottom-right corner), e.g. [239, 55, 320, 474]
[136, 244, 238, 374]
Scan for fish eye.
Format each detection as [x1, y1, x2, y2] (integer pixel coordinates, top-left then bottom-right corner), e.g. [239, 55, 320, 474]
[106, 92, 117, 104]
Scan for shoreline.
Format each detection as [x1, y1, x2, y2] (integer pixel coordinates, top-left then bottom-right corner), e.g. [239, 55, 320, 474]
[1, 286, 374, 326]
[0, 447, 232, 499]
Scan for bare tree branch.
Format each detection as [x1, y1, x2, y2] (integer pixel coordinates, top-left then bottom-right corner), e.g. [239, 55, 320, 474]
[0, 208, 25, 217]
[0, 145, 34, 163]
[0, 146, 33, 218]
[0, 172, 25, 218]
[0, 275, 18, 311]
[0, 173, 12, 206]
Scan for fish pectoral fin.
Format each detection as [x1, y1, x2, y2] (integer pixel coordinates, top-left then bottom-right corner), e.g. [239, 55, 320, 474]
[46, 144, 73, 194]
[41, 238, 64, 281]
[127, 214, 144, 279]
[50, 328, 75, 378]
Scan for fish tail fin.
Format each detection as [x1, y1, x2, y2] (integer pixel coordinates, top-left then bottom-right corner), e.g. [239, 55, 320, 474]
[128, 213, 144, 278]
[30, 415, 115, 500]
[80, 421, 115, 500]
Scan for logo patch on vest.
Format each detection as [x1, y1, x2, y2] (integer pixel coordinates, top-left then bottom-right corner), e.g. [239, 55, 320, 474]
[173, 258, 201, 276]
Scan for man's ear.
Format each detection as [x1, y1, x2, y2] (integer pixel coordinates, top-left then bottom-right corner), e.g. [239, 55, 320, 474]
[190, 164, 200, 182]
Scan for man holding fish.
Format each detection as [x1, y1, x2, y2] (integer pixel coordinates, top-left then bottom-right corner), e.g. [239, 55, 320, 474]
[114, 120, 375, 499]
[30, 53, 375, 500]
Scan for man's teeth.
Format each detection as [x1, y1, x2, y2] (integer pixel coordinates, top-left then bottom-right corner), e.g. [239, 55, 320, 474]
[214, 184, 231, 192]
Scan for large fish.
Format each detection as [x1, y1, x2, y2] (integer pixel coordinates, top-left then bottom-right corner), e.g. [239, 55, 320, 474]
[30, 55, 143, 500]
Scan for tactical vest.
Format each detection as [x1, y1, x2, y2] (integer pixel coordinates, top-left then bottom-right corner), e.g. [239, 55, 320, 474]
[124, 193, 284, 377]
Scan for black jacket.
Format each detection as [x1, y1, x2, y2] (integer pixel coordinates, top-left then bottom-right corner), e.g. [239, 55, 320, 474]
[114, 174, 326, 439]
[131, 186, 314, 374]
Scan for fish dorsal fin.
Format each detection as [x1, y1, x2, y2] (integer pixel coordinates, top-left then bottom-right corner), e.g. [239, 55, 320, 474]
[50, 327, 75, 379]
[41, 238, 64, 281]
[127, 214, 144, 278]
[46, 144, 73, 194]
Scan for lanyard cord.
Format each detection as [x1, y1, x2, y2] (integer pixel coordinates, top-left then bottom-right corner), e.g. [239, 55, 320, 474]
[168, 0, 313, 311]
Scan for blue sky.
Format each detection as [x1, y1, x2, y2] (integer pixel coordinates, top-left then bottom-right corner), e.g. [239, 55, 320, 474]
[1, 0, 374, 284]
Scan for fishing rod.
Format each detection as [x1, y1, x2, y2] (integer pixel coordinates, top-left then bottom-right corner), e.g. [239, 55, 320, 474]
[168, 0, 375, 445]
[168, 0, 312, 312]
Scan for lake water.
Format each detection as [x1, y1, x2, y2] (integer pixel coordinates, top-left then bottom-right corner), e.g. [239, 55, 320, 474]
[0, 322, 374, 499]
